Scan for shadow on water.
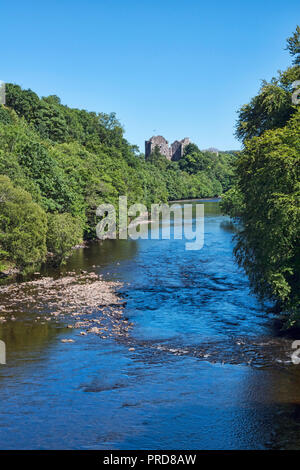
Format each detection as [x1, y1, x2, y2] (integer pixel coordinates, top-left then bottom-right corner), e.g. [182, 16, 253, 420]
[40, 239, 139, 279]
[0, 313, 67, 383]
[220, 220, 239, 233]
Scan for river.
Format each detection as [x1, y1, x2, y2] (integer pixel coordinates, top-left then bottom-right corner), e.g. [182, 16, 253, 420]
[0, 199, 300, 450]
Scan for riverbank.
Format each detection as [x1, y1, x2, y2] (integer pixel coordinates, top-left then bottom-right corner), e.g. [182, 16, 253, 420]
[0, 271, 133, 341]
[169, 196, 221, 203]
[0, 197, 223, 280]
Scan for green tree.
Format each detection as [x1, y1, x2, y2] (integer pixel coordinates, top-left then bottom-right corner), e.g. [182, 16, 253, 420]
[235, 75, 299, 142]
[179, 144, 211, 174]
[233, 113, 300, 320]
[46, 213, 83, 264]
[0, 175, 47, 268]
[0, 82, 236, 271]
[286, 25, 300, 65]
[222, 27, 300, 326]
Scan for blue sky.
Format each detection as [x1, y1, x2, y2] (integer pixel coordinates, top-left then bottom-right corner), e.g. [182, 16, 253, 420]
[1, 0, 299, 151]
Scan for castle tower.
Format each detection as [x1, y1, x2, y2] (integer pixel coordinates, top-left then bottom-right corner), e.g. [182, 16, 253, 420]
[145, 136, 171, 160]
[171, 137, 190, 161]
[145, 135, 190, 161]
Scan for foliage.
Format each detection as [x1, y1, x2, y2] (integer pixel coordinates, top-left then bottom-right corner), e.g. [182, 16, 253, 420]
[235, 67, 300, 142]
[286, 25, 300, 65]
[222, 26, 300, 325]
[46, 213, 83, 264]
[236, 28, 300, 143]
[0, 83, 235, 271]
[0, 175, 47, 268]
[219, 187, 245, 218]
[234, 113, 300, 311]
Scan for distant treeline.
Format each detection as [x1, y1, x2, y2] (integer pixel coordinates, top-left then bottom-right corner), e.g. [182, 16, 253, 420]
[220, 27, 300, 327]
[0, 84, 236, 270]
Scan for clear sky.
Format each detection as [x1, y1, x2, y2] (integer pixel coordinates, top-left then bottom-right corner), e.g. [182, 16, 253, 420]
[1, 0, 299, 152]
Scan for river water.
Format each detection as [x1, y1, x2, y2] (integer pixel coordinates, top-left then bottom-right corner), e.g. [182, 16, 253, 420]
[0, 199, 300, 449]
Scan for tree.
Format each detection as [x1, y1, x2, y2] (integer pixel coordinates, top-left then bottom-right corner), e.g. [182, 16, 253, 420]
[236, 27, 300, 143]
[147, 145, 168, 169]
[222, 27, 300, 326]
[179, 144, 211, 174]
[0, 175, 47, 268]
[46, 213, 83, 264]
[286, 25, 300, 65]
[223, 108, 300, 326]
[0, 82, 236, 271]
[235, 77, 298, 142]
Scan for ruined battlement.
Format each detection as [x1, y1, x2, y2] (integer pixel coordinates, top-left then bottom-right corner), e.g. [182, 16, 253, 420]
[145, 136, 190, 161]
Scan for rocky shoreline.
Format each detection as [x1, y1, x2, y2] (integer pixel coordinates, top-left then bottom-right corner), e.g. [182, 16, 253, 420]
[0, 272, 133, 341]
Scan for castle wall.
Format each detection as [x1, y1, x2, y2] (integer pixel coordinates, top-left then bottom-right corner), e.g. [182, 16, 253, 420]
[171, 137, 190, 161]
[145, 136, 171, 160]
[171, 140, 181, 161]
[145, 136, 190, 161]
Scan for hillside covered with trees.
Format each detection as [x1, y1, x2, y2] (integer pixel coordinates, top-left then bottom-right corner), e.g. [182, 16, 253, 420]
[0, 84, 235, 271]
[221, 27, 300, 327]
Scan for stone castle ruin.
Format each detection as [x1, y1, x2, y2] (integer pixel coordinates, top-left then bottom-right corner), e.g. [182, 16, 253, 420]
[145, 136, 190, 161]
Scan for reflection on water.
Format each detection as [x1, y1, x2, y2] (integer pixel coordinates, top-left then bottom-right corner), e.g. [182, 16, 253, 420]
[41, 238, 139, 278]
[0, 199, 300, 449]
[0, 320, 63, 358]
[219, 220, 239, 233]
